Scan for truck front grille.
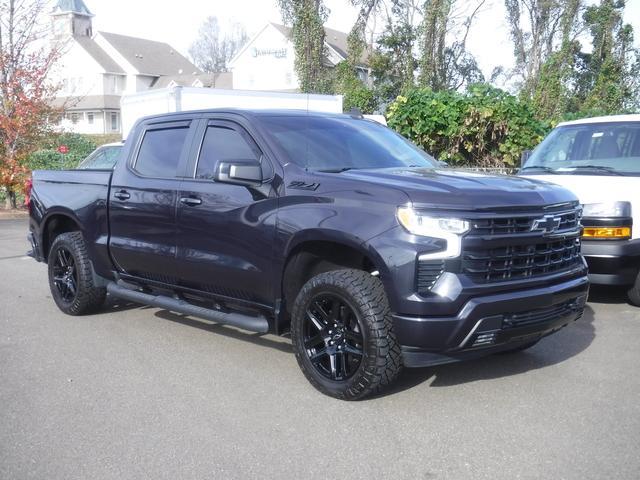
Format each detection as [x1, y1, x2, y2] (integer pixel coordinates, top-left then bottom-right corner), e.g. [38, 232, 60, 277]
[462, 237, 582, 283]
[471, 209, 580, 236]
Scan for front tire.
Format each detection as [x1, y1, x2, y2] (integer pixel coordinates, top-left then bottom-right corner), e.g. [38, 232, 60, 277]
[291, 269, 402, 400]
[48, 232, 106, 315]
[627, 271, 640, 306]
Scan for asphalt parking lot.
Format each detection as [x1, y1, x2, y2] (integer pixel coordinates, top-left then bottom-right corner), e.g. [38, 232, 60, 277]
[1, 218, 639, 480]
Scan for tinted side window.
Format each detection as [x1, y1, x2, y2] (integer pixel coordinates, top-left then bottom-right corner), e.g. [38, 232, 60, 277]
[196, 126, 260, 180]
[135, 126, 189, 177]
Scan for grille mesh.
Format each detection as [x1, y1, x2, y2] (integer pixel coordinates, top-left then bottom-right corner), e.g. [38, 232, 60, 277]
[471, 210, 580, 236]
[462, 237, 582, 283]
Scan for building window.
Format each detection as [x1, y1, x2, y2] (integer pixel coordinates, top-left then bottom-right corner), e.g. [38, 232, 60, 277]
[87, 112, 94, 125]
[110, 112, 119, 131]
[71, 113, 79, 124]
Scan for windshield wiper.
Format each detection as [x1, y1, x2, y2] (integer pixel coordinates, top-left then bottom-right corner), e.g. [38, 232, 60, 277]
[566, 165, 624, 176]
[317, 167, 355, 173]
[520, 165, 557, 173]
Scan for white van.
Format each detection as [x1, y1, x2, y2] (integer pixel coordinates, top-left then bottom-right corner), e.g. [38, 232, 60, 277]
[520, 114, 640, 305]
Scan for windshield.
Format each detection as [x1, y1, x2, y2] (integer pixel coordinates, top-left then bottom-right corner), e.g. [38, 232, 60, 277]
[524, 121, 640, 175]
[77, 145, 122, 170]
[260, 115, 437, 171]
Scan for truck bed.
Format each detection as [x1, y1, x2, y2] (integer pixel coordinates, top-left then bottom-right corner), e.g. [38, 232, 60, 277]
[29, 169, 113, 276]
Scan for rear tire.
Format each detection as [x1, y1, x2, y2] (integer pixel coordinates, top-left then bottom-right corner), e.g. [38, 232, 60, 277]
[627, 271, 640, 306]
[48, 232, 106, 315]
[291, 269, 402, 400]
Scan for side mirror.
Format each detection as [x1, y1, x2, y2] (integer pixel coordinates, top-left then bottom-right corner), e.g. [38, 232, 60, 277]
[436, 160, 448, 168]
[520, 149, 532, 167]
[215, 159, 263, 186]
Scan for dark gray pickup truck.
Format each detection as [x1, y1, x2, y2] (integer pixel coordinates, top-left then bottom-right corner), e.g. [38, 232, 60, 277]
[28, 109, 589, 399]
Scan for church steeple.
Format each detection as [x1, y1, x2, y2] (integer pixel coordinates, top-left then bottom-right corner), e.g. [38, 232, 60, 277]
[51, 0, 94, 39]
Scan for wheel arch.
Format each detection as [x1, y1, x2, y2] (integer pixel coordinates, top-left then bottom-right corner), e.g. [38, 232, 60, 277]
[41, 209, 83, 261]
[277, 230, 392, 333]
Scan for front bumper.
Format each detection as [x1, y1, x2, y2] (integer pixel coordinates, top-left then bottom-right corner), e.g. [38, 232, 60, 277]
[393, 275, 589, 368]
[581, 239, 640, 285]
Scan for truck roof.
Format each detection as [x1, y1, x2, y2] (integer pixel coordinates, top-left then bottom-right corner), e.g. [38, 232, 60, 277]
[139, 108, 354, 123]
[557, 114, 640, 127]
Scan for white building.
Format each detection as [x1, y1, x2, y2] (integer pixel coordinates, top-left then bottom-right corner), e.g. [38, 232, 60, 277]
[230, 22, 369, 92]
[49, 0, 201, 135]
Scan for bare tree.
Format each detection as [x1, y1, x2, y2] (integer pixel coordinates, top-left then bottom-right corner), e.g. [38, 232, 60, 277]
[504, 0, 583, 96]
[189, 16, 248, 73]
[419, 0, 486, 90]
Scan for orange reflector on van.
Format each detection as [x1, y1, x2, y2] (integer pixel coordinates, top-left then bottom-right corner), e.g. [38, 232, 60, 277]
[582, 227, 631, 239]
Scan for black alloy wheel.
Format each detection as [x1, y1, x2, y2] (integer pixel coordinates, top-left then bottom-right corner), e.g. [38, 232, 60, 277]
[291, 269, 402, 400]
[47, 231, 106, 315]
[51, 246, 78, 302]
[302, 293, 364, 381]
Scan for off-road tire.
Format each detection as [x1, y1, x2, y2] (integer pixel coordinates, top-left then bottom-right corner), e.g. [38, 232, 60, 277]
[291, 269, 402, 400]
[48, 232, 106, 315]
[627, 271, 640, 307]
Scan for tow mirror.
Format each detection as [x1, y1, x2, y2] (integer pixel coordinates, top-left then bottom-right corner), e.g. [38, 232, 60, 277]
[215, 159, 263, 186]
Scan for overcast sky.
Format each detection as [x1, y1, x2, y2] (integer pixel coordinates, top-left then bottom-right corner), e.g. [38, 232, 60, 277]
[87, 0, 640, 80]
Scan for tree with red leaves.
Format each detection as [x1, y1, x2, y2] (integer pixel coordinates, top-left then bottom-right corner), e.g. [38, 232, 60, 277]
[1, 0, 60, 209]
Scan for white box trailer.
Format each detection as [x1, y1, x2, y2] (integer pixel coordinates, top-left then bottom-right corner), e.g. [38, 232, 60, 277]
[120, 86, 344, 138]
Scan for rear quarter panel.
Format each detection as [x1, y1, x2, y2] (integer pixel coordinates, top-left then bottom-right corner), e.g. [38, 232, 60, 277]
[30, 169, 113, 278]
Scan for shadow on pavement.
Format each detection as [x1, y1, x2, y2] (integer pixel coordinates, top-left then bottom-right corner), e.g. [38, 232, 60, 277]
[97, 290, 600, 397]
[588, 285, 628, 305]
[96, 294, 148, 314]
[154, 309, 293, 354]
[373, 305, 596, 397]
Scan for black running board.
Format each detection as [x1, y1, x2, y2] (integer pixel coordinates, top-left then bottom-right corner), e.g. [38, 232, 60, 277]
[106, 282, 269, 333]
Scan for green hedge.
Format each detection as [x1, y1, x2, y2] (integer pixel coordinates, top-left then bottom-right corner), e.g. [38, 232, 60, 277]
[386, 84, 551, 167]
[25, 133, 97, 171]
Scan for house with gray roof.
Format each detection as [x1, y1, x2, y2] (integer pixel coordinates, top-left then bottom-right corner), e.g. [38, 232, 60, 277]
[229, 22, 370, 92]
[50, 0, 201, 135]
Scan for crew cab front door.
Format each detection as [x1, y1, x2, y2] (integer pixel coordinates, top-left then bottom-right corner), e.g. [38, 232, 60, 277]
[175, 118, 278, 306]
[109, 119, 196, 282]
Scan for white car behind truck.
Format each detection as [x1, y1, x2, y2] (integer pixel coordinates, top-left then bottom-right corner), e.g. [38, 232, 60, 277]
[520, 114, 640, 305]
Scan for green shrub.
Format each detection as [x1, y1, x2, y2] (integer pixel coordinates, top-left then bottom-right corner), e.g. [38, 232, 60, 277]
[25, 132, 97, 171]
[333, 62, 378, 114]
[386, 84, 551, 167]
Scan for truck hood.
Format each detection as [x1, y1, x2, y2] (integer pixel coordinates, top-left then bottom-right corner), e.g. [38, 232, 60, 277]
[522, 173, 640, 239]
[341, 167, 578, 211]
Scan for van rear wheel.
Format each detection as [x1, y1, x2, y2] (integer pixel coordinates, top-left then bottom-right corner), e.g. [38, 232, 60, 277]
[290, 269, 402, 400]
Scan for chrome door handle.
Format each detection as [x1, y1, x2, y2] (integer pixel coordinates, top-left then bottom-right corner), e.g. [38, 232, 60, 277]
[180, 197, 202, 206]
[113, 190, 130, 200]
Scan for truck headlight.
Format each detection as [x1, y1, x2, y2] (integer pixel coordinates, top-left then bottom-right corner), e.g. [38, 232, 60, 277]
[582, 201, 631, 218]
[397, 206, 470, 259]
[582, 201, 632, 239]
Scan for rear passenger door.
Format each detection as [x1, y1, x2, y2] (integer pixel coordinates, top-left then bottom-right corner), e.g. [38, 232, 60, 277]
[109, 119, 196, 283]
[175, 118, 278, 306]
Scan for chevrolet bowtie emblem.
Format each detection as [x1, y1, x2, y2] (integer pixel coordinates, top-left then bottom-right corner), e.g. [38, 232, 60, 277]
[531, 215, 562, 234]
